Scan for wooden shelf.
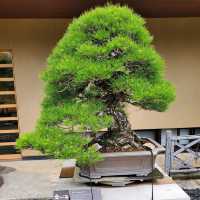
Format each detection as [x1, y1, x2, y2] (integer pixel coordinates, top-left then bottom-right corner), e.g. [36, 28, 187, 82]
[0, 104, 17, 109]
[0, 117, 18, 121]
[0, 129, 19, 134]
[0, 154, 21, 161]
[0, 64, 13, 68]
[0, 52, 20, 160]
[0, 91, 16, 95]
[0, 142, 16, 147]
[0, 78, 14, 82]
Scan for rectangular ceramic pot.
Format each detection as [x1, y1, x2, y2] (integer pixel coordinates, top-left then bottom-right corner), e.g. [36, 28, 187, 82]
[80, 138, 164, 179]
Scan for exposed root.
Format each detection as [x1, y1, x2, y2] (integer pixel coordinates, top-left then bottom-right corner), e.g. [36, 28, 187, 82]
[87, 130, 145, 153]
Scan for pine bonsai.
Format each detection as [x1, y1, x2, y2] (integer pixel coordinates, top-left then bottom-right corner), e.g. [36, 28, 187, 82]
[17, 5, 175, 166]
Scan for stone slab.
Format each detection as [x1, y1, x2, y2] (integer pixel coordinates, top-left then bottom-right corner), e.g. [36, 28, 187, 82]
[0, 159, 190, 200]
[21, 149, 47, 160]
[100, 184, 190, 200]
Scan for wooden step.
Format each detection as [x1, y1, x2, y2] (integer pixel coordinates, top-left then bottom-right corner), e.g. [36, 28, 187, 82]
[0, 64, 13, 68]
[0, 104, 17, 109]
[0, 78, 14, 82]
[0, 129, 19, 134]
[0, 117, 18, 121]
[0, 91, 16, 95]
[0, 142, 16, 147]
[0, 154, 21, 161]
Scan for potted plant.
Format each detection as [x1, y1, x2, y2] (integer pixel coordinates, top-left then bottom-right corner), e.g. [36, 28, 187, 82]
[17, 5, 175, 179]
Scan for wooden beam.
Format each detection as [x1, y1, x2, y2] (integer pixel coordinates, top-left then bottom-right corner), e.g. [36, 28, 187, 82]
[0, 104, 16, 109]
[0, 142, 16, 147]
[0, 91, 16, 95]
[0, 78, 14, 82]
[0, 117, 18, 121]
[0, 154, 21, 161]
[0, 64, 13, 68]
[1, 0, 200, 18]
[0, 129, 19, 134]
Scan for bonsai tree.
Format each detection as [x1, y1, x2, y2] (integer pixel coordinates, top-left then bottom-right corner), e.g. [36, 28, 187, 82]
[17, 5, 175, 166]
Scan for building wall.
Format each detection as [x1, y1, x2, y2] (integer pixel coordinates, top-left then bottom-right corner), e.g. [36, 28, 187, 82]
[0, 18, 200, 133]
[129, 17, 200, 130]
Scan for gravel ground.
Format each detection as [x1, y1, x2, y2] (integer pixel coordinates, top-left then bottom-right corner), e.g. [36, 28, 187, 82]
[184, 189, 200, 200]
[176, 179, 200, 190]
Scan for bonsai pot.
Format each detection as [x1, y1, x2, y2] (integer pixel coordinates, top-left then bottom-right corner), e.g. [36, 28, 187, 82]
[80, 138, 164, 179]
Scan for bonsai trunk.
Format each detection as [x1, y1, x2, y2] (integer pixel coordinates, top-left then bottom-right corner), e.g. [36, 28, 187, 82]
[106, 106, 143, 150]
[90, 106, 143, 152]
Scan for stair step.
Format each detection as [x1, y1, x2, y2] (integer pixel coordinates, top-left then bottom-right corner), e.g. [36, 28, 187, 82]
[0, 129, 19, 134]
[0, 78, 14, 82]
[0, 91, 16, 95]
[0, 154, 21, 161]
[0, 104, 17, 109]
[0, 142, 16, 147]
[0, 64, 13, 68]
[0, 117, 18, 121]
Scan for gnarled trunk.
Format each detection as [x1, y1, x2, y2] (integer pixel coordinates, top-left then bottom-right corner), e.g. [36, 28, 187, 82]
[87, 103, 143, 151]
[107, 106, 131, 132]
[106, 106, 142, 150]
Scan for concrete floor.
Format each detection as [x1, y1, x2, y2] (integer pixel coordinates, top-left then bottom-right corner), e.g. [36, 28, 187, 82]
[0, 159, 67, 199]
[0, 158, 198, 200]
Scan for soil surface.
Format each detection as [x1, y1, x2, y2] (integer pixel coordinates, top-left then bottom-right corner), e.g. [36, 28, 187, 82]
[184, 189, 200, 200]
[99, 137, 148, 153]
[87, 131, 152, 153]
[100, 145, 145, 153]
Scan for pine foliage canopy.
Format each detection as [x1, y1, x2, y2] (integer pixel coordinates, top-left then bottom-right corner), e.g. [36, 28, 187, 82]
[17, 5, 175, 166]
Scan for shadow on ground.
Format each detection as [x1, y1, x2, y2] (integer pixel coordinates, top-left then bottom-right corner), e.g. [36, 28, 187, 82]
[0, 165, 16, 188]
[0, 165, 16, 175]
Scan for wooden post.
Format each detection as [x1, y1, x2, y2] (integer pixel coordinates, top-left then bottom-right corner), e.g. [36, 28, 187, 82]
[165, 130, 173, 175]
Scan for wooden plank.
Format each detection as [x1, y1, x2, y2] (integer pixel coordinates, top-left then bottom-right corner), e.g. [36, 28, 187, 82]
[0, 91, 16, 95]
[0, 129, 19, 134]
[0, 117, 18, 121]
[0, 78, 14, 82]
[0, 49, 12, 53]
[0, 64, 13, 68]
[2, 0, 200, 18]
[174, 135, 200, 140]
[0, 154, 21, 161]
[165, 130, 173, 175]
[171, 168, 200, 173]
[0, 104, 16, 109]
[0, 142, 16, 147]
